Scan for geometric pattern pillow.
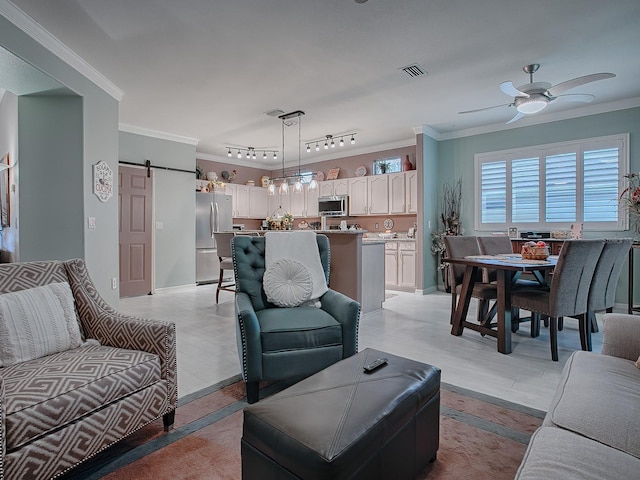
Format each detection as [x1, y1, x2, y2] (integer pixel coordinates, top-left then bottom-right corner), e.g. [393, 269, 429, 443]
[0, 282, 83, 367]
[263, 259, 313, 308]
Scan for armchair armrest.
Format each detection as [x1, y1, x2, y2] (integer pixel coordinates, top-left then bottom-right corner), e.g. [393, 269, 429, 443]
[235, 292, 263, 382]
[320, 289, 361, 357]
[63, 259, 177, 409]
[601, 313, 640, 361]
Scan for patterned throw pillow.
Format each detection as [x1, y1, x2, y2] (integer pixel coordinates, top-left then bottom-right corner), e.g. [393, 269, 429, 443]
[263, 259, 313, 308]
[0, 282, 83, 367]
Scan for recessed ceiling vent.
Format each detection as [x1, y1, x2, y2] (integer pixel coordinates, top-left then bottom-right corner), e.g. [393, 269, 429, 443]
[400, 63, 427, 78]
[266, 109, 284, 118]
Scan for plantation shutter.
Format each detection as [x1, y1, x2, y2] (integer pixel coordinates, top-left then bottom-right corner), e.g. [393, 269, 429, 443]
[481, 160, 506, 223]
[583, 147, 619, 222]
[512, 157, 540, 223]
[545, 152, 576, 223]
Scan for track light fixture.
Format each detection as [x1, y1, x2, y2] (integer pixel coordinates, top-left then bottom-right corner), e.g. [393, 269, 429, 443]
[304, 132, 357, 154]
[226, 146, 278, 161]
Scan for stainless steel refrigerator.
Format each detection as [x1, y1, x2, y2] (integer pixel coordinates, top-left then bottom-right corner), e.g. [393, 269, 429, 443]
[196, 192, 233, 284]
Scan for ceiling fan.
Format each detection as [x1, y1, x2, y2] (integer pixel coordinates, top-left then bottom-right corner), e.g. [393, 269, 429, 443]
[459, 64, 615, 124]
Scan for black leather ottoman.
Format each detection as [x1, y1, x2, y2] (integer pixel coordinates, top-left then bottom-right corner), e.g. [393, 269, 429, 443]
[242, 348, 440, 480]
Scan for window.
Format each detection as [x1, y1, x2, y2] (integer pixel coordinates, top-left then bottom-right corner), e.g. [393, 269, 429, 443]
[475, 134, 628, 231]
[373, 157, 401, 175]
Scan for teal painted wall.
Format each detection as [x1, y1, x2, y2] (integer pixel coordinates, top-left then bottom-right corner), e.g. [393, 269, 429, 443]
[119, 131, 197, 289]
[437, 106, 640, 303]
[18, 95, 84, 261]
[0, 14, 120, 304]
[420, 133, 440, 291]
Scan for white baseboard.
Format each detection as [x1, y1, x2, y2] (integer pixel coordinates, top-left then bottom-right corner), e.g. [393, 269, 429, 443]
[153, 283, 197, 294]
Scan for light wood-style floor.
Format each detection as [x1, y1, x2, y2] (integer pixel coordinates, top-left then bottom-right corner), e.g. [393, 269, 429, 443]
[119, 285, 609, 411]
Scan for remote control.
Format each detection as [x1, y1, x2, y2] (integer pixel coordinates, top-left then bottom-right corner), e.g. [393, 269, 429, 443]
[363, 358, 388, 373]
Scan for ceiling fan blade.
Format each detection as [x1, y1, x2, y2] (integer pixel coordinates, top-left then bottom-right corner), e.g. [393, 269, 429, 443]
[547, 73, 615, 96]
[458, 103, 511, 114]
[506, 111, 525, 124]
[500, 81, 529, 98]
[552, 93, 595, 104]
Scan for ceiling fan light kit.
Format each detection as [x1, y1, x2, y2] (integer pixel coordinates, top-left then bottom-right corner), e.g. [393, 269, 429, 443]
[460, 64, 615, 124]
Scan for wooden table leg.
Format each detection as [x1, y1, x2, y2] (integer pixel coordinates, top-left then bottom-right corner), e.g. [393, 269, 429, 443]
[451, 266, 477, 336]
[497, 270, 513, 354]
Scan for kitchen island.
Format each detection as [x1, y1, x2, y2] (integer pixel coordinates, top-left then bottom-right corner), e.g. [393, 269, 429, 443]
[321, 231, 385, 314]
[230, 229, 385, 314]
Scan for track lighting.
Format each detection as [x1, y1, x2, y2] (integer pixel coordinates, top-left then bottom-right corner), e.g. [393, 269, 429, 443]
[304, 133, 358, 154]
[226, 146, 278, 161]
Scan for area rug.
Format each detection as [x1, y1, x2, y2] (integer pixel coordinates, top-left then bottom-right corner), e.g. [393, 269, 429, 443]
[61, 376, 544, 480]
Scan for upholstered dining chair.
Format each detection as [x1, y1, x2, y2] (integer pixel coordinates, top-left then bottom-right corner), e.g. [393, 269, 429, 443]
[511, 239, 605, 361]
[477, 235, 547, 333]
[231, 233, 360, 403]
[213, 232, 236, 303]
[444, 236, 498, 327]
[559, 238, 634, 351]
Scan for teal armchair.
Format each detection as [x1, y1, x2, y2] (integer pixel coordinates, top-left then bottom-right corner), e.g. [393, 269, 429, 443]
[231, 234, 360, 403]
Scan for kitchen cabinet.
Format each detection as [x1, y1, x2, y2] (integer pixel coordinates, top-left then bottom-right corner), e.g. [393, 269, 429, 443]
[406, 171, 418, 214]
[399, 242, 416, 288]
[385, 240, 416, 290]
[305, 184, 319, 217]
[249, 186, 268, 218]
[348, 177, 368, 215]
[385, 242, 399, 287]
[348, 176, 389, 216]
[319, 179, 348, 197]
[388, 171, 418, 214]
[289, 186, 306, 217]
[268, 184, 320, 218]
[230, 184, 250, 218]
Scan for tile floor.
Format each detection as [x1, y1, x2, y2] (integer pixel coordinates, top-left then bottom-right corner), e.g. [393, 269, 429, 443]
[119, 286, 608, 411]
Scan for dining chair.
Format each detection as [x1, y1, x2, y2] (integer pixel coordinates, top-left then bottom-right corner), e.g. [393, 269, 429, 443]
[444, 235, 498, 326]
[213, 232, 236, 303]
[559, 238, 634, 350]
[477, 235, 548, 334]
[511, 239, 605, 361]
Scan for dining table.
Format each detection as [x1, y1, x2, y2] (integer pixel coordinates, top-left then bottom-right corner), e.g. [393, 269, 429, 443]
[447, 254, 558, 354]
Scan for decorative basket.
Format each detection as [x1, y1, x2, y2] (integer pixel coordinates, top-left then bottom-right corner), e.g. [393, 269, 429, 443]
[521, 246, 550, 260]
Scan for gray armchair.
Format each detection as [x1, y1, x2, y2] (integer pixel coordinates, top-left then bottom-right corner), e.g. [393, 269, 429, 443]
[231, 234, 360, 403]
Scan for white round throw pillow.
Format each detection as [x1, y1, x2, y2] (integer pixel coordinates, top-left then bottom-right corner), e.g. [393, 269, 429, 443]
[263, 259, 313, 308]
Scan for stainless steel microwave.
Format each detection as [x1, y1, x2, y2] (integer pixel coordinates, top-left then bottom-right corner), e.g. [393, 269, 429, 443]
[318, 195, 348, 217]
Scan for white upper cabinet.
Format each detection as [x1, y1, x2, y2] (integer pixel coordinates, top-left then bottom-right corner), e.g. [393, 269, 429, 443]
[248, 186, 268, 219]
[348, 176, 389, 216]
[406, 171, 418, 214]
[368, 175, 389, 215]
[388, 173, 406, 214]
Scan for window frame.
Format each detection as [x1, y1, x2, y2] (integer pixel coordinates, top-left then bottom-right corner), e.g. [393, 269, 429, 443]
[474, 133, 629, 232]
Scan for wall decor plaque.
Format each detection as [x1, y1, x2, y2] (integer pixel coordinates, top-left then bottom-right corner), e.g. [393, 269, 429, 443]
[93, 161, 113, 202]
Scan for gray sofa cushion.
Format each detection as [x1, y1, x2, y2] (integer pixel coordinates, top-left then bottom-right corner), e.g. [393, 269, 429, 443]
[543, 350, 640, 458]
[3, 344, 161, 451]
[515, 427, 640, 480]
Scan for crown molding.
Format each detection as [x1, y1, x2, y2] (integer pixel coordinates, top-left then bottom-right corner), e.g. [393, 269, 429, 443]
[0, 0, 124, 101]
[437, 97, 640, 141]
[413, 125, 441, 140]
[119, 123, 199, 146]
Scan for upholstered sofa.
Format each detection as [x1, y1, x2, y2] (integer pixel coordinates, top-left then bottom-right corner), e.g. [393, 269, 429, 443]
[0, 259, 177, 480]
[515, 313, 640, 479]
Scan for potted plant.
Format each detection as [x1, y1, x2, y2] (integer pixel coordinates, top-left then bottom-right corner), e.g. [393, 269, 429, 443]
[431, 178, 463, 291]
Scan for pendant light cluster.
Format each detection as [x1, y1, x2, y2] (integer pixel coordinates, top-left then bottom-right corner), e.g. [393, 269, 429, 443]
[226, 146, 278, 161]
[266, 110, 319, 195]
[305, 132, 357, 152]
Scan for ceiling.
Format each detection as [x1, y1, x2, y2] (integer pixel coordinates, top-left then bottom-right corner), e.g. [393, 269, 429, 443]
[5, 0, 640, 167]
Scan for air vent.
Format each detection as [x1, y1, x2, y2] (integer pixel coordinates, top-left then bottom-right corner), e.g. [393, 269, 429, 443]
[400, 64, 427, 78]
[266, 109, 284, 118]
